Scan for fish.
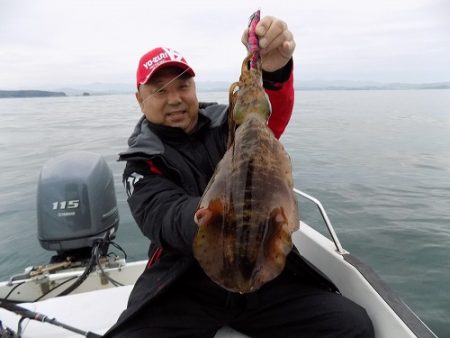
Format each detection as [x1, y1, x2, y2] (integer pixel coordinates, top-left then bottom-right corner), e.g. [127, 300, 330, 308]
[192, 47, 299, 293]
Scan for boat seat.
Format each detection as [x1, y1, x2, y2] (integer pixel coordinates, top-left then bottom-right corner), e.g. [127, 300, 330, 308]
[0, 284, 249, 337]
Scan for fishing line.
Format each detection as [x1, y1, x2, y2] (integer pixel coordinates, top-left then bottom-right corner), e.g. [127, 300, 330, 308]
[141, 66, 193, 105]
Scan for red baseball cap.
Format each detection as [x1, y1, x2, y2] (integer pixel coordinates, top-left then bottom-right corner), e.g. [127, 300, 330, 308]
[136, 47, 195, 88]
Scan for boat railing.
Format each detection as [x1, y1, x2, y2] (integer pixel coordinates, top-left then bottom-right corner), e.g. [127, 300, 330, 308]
[293, 188, 345, 254]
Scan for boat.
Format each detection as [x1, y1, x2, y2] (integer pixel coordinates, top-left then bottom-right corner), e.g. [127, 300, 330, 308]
[0, 151, 437, 338]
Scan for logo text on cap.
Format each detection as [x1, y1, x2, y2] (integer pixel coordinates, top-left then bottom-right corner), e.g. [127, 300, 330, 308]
[142, 48, 183, 70]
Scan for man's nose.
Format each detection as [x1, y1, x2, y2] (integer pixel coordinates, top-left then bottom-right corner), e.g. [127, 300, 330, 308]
[167, 90, 182, 105]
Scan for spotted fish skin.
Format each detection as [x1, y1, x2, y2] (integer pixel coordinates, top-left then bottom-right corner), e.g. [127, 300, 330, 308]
[193, 53, 299, 293]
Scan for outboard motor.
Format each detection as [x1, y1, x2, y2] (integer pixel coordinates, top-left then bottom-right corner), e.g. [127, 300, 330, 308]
[37, 151, 119, 261]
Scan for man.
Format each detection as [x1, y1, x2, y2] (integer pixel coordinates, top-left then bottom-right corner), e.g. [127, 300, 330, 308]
[104, 16, 374, 338]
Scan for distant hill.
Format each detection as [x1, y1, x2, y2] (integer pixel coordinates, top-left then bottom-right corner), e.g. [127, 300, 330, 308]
[2, 81, 449, 97]
[0, 90, 66, 98]
[56, 82, 135, 96]
[56, 82, 228, 95]
[68, 80, 449, 93]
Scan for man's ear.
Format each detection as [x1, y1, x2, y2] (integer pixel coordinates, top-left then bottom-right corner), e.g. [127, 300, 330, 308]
[135, 90, 144, 111]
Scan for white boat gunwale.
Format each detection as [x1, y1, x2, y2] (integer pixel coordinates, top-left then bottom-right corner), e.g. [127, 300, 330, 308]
[342, 253, 437, 338]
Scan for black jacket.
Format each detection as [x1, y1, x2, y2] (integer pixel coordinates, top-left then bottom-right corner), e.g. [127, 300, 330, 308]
[104, 104, 231, 337]
[120, 103, 229, 257]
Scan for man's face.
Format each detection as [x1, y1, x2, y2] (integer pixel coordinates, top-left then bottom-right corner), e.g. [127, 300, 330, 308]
[136, 68, 199, 134]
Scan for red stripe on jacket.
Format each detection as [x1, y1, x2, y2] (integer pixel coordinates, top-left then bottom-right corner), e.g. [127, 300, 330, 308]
[146, 160, 162, 175]
[266, 71, 295, 139]
[146, 247, 163, 269]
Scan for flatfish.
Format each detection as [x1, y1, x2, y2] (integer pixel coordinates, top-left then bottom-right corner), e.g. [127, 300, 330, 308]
[192, 34, 299, 294]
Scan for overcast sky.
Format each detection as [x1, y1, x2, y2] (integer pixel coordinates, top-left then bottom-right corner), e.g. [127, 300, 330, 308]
[1, 0, 449, 90]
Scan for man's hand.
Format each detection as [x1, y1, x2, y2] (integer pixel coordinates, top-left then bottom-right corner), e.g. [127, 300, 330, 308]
[242, 16, 296, 72]
[194, 208, 212, 227]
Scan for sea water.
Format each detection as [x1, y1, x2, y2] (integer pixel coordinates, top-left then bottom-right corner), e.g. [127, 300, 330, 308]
[0, 89, 449, 336]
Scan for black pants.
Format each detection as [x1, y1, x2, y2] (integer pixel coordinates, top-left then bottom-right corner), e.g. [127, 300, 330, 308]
[111, 264, 374, 338]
